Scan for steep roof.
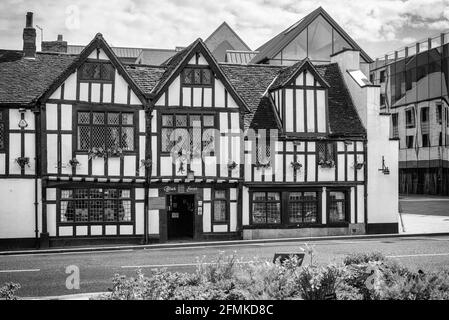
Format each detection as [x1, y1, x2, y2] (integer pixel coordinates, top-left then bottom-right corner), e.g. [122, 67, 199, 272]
[250, 7, 372, 64]
[0, 50, 77, 106]
[220, 62, 366, 137]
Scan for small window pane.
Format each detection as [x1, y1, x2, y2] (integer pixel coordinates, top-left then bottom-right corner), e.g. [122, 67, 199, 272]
[161, 128, 174, 152]
[89, 200, 103, 222]
[108, 113, 120, 125]
[289, 202, 302, 223]
[252, 203, 266, 224]
[253, 192, 266, 201]
[214, 200, 226, 222]
[106, 127, 120, 148]
[93, 112, 105, 124]
[267, 192, 280, 201]
[91, 126, 105, 148]
[289, 192, 301, 201]
[176, 115, 187, 126]
[119, 200, 132, 221]
[215, 190, 226, 199]
[78, 126, 90, 150]
[194, 69, 201, 84]
[162, 115, 173, 126]
[266, 203, 281, 223]
[184, 69, 193, 84]
[190, 115, 201, 127]
[78, 112, 90, 124]
[104, 200, 117, 221]
[122, 113, 133, 125]
[0, 123, 4, 149]
[202, 69, 211, 85]
[203, 115, 215, 127]
[101, 64, 115, 81]
[61, 190, 73, 199]
[121, 127, 134, 150]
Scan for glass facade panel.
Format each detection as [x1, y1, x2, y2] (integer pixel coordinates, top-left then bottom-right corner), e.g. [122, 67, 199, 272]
[281, 29, 307, 61]
[307, 15, 333, 61]
[333, 30, 351, 54]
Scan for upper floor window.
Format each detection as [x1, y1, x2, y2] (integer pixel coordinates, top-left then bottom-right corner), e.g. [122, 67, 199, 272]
[77, 111, 135, 152]
[79, 62, 115, 82]
[0, 110, 6, 151]
[379, 70, 386, 83]
[392, 113, 399, 138]
[256, 138, 271, 166]
[436, 103, 443, 124]
[405, 108, 416, 128]
[317, 142, 335, 165]
[182, 68, 212, 86]
[421, 107, 429, 123]
[161, 113, 216, 155]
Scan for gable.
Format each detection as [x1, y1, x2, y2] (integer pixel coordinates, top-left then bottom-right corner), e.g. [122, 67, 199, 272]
[42, 34, 147, 106]
[251, 8, 372, 65]
[152, 40, 247, 111]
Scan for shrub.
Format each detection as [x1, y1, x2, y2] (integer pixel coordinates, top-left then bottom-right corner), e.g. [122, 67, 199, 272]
[343, 252, 386, 266]
[295, 264, 343, 300]
[0, 282, 21, 300]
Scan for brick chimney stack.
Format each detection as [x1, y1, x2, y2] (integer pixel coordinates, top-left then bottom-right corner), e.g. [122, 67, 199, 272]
[23, 12, 36, 59]
[41, 34, 68, 53]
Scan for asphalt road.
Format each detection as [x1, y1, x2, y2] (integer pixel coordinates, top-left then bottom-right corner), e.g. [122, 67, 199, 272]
[1, 235, 449, 298]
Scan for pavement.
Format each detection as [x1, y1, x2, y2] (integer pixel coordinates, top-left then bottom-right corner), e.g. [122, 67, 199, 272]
[399, 194, 449, 234]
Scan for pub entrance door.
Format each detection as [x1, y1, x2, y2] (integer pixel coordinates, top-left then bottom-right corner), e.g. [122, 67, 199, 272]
[167, 194, 195, 240]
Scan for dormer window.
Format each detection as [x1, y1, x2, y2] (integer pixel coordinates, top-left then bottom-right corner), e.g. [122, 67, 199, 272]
[79, 62, 115, 82]
[182, 68, 212, 86]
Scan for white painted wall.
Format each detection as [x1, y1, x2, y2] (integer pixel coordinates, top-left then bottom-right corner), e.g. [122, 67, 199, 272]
[0, 179, 40, 239]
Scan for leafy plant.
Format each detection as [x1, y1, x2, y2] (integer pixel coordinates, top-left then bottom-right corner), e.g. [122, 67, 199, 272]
[15, 157, 30, 168]
[0, 282, 21, 300]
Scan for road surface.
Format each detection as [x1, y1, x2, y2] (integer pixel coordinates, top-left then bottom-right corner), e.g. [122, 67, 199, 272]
[1, 234, 449, 297]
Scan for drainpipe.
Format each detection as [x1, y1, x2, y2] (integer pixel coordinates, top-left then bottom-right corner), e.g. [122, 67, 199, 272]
[143, 104, 152, 245]
[364, 139, 368, 232]
[33, 105, 40, 248]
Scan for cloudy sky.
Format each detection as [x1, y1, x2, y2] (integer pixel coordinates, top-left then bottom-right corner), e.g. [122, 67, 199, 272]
[1, 0, 448, 58]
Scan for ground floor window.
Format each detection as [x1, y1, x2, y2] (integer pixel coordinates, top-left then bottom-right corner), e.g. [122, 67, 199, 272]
[252, 192, 281, 224]
[250, 188, 350, 226]
[213, 190, 227, 222]
[288, 192, 318, 223]
[60, 188, 132, 223]
[328, 191, 347, 223]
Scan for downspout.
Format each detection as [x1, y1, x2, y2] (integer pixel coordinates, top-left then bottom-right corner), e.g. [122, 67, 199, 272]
[143, 102, 152, 245]
[33, 104, 40, 248]
[363, 139, 368, 232]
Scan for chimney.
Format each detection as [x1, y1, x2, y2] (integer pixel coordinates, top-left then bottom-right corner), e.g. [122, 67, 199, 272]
[41, 34, 68, 53]
[23, 12, 36, 59]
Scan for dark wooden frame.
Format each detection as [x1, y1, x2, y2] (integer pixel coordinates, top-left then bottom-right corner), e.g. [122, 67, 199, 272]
[74, 107, 137, 154]
[211, 188, 229, 224]
[181, 66, 213, 87]
[326, 188, 350, 225]
[0, 109, 8, 153]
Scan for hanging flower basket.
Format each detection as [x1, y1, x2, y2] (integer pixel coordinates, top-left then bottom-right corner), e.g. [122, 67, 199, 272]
[15, 156, 30, 168]
[140, 159, 152, 169]
[291, 161, 303, 171]
[69, 158, 80, 168]
[355, 162, 365, 170]
[88, 147, 106, 160]
[255, 161, 271, 169]
[228, 160, 238, 170]
[319, 159, 335, 168]
[107, 146, 124, 158]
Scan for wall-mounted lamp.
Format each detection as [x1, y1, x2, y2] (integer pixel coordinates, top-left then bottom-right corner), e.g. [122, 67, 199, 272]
[378, 156, 390, 175]
[18, 108, 28, 128]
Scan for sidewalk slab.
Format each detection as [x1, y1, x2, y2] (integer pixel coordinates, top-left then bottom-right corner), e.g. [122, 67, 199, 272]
[25, 292, 108, 300]
[2, 232, 449, 256]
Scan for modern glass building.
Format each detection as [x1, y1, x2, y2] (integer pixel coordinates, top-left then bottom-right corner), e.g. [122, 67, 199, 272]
[370, 32, 449, 195]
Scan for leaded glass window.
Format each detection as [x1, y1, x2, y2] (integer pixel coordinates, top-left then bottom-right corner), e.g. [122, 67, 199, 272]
[213, 190, 227, 222]
[60, 188, 132, 223]
[251, 192, 281, 224]
[182, 68, 212, 86]
[328, 191, 347, 223]
[79, 62, 115, 81]
[77, 111, 135, 152]
[288, 192, 318, 223]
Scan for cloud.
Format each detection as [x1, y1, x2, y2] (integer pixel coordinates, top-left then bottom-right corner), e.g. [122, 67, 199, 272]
[0, 0, 448, 58]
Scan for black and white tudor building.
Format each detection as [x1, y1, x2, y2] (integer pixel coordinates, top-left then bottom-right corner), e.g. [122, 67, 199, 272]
[0, 8, 399, 248]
